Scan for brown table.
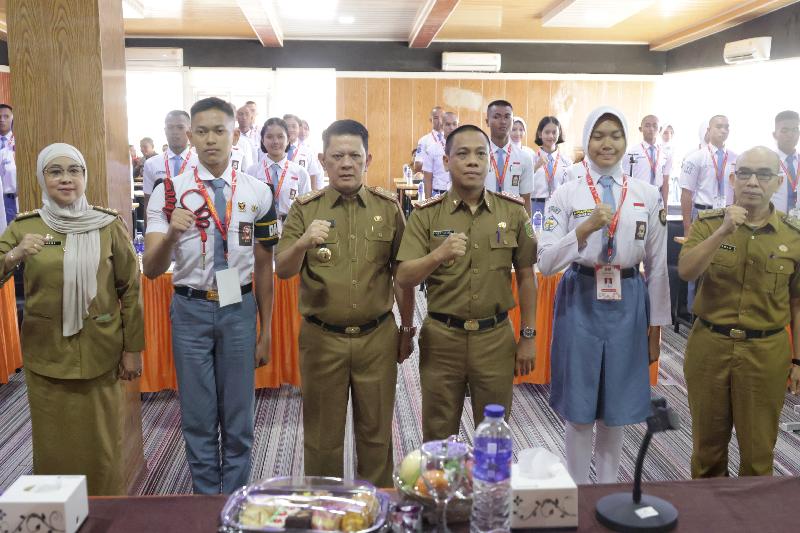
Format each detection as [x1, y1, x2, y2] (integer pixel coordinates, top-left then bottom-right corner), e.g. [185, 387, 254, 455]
[79, 476, 798, 532]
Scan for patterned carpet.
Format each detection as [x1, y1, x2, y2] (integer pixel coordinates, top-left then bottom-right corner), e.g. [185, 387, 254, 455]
[2, 311, 800, 494]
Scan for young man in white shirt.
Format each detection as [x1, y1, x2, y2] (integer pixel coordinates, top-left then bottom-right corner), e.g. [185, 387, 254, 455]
[485, 99, 533, 216]
[237, 105, 260, 147]
[625, 114, 671, 206]
[771, 110, 800, 215]
[421, 111, 459, 198]
[414, 106, 444, 174]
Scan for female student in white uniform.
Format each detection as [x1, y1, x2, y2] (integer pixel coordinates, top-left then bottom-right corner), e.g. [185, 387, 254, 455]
[511, 117, 537, 159]
[531, 116, 573, 219]
[247, 117, 311, 226]
[538, 106, 670, 484]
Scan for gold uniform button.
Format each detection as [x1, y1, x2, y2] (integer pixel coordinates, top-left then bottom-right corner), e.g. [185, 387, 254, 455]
[472, 294, 478, 300]
[780, 265, 785, 270]
[473, 243, 479, 249]
[751, 235, 755, 240]
[352, 280, 357, 285]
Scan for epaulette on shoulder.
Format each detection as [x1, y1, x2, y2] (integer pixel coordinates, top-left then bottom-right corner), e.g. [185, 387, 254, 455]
[366, 186, 398, 202]
[491, 190, 525, 206]
[92, 205, 119, 216]
[783, 214, 800, 233]
[295, 189, 325, 205]
[416, 194, 446, 209]
[14, 210, 40, 221]
[698, 208, 725, 220]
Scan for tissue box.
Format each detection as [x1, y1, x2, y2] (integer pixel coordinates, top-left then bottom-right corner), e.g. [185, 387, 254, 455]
[0, 475, 88, 533]
[510, 463, 578, 529]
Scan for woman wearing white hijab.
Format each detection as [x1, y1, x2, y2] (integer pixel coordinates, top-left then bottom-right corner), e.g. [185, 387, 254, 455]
[0, 143, 144, 495]
[538, 107, 671, 484]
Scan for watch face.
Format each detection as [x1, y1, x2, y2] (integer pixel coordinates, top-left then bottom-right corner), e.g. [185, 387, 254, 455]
[521, 327, 535, 338]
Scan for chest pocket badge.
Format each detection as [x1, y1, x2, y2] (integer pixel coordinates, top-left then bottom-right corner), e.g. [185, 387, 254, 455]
[635, 221, 646, 240]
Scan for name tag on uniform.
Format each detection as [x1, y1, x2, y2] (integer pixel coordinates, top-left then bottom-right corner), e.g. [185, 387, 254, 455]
[512, 174, 520, 186]
[595, 264, 622, 301]
[433, 229, 454, 238]
[215, 268, 243, 307]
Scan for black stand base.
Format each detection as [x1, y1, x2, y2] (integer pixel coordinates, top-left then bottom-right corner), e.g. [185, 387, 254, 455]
[595, 492, 678, 532]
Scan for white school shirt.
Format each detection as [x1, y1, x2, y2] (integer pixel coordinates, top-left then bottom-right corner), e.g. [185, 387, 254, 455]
[678, 143, 737, 207]
[531, 148, 573, 199]
[146, 163, 278, 290]
[485, 140, 534, 197]
[247, 157, 311, 216]
[414, 130, 445, 166]
[242, 126, 260, 147]
[288, 142, 323, 185]
[537, 163, 671, 326]
[421, 141, 451, 192]
[625, 141, 671, 189]
[0, 147, 16, 195]
[142, 147, 198, 195]
[772, 148, 800, 213]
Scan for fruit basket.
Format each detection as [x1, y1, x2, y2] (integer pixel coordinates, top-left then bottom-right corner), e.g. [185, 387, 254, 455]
[218, 476, 391, 532]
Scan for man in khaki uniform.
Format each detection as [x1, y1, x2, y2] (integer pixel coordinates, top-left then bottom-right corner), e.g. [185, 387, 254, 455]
[679, 146, 800, 478]
[276, 119, 415, 487]
[397, 124, 537, 441]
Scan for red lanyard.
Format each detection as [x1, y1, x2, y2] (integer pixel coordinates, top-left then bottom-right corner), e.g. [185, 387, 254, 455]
[164, 148, 192, 180]
[538, 149, 560, 190]
[583, 161, 628, 262]
[490, 144, 513, 188]
[780, 156, 799, 191]
[192, 168, 237, 262]
[431, 131, 445, 150]
[264, 159, 290, 198]
[707, 145, 728, 185]
[641, 143, 659, 177]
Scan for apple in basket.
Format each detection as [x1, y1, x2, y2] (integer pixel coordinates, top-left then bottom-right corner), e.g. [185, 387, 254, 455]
[398, 449, 475, 494]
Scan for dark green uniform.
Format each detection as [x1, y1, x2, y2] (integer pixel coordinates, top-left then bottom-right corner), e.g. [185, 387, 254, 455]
[681, 206, 800, 477]
[397, 189, 536, 440]
[276, 185, 404, 487]
[0, 208, 144, 495]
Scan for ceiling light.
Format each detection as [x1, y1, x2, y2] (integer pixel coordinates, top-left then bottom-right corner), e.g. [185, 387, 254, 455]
[338, 15, 355, 24]
[542, 0, 656, 28]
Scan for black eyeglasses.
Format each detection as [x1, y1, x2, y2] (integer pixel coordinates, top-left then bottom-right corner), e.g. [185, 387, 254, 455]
[733, 169, 777, 182]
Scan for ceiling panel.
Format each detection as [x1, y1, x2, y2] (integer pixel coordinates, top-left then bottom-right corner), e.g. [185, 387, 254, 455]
[276, 0, 422, 40]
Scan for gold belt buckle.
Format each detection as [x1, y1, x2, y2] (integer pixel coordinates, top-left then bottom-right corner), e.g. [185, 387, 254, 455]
[463, 319, 480, 331]
[206, 290, 219, 301]
[345, 326, 361, 335]
[729, 328, 746, 340]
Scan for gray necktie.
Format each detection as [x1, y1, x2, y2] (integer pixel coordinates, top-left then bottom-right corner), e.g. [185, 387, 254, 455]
[495, 148, 506, 192]
[599, 175, 616, 262]
[270, 163, 280, 185]
[648, 145, 656, 184]
[209, 178, 228, 271]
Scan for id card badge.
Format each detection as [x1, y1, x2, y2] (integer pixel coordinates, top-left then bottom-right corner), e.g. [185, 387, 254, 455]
[713, 195, 726, 209]
[595, 264, 622, 301]
[215, 268, 243, 307]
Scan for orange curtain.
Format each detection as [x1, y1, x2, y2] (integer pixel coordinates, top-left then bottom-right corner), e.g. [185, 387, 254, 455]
[0, 281, 23, 383]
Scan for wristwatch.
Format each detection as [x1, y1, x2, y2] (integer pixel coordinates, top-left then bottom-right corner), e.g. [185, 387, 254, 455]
[520, 326, 536, 339]
[400, 325, 417, 336]
[792, 358, 800, 367]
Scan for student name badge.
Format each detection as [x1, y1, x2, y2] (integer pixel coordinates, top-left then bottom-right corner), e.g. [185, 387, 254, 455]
[595, 264, 622, 301]
[215, 268, 243, 307]
[713, 195, 726, 209]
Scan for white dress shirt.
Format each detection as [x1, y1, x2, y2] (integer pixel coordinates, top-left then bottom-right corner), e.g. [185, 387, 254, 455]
[247, 157, 311, 216]
[485, 140, 534, 197]
[142, 146, 198, 195]
[0, 147, 16, 195]
[531, 148, 573, 199]
[146, 163, 277, 289]
[772, 147, 799, 213]
[421, 141, 450, 192]
[538, 163, 671, 326]
[289, 142, 323, 186]
[414, 130, 445, 166]
[679, 143, 737, 207]
[625, 141, 671, 189]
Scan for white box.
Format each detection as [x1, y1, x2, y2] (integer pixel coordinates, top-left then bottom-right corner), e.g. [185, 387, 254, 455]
[510, 463, 578, 529]
[0, 475, 88, 533]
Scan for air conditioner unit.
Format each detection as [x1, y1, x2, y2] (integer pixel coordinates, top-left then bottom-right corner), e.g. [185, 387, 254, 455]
[723, 37, 771, 64]
[124, 48, 184, 70]
[442, 52, 501, 73]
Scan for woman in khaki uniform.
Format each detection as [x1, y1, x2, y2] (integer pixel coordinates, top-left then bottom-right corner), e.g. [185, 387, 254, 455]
[0, 143, 144, 495]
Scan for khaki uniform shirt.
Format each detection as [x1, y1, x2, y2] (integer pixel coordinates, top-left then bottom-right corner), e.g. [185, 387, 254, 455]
[397, 189, 537, 318]
[277, 185, 405, 325]
[0, 209, 145, 380]
[681, 206, 800, 329]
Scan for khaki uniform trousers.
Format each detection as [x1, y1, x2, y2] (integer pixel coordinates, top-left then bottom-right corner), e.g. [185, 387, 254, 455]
[685, 322, 791, 478]
[299, 315, 398, 488]
[419, 316, 517, 441]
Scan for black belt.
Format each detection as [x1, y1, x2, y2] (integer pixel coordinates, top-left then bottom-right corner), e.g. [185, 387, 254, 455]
[429, 311, 508, 331]
[531, 197, 548, 202]
[432, 189, 447, 196]
[572, 263, 637, 279]
[4, 193, 16, 198]
[699, 318, 784, 340]
[306, 311, 391, 335]
[174, 282, 252, 302]
[694, 203, 713, 210]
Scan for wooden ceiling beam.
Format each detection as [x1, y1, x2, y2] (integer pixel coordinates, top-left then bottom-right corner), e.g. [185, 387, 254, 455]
[236, 0, 283, 47]
[649, 0, 790, 52]
[409, 0, 461, 48]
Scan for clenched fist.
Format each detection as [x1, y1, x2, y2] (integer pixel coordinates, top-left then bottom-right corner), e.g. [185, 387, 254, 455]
[585, 204, 614, 234]
[300, 219, 332, 250]
[719, 205, 747, 236]
[14, 233, 45, 261]
[167, 208, 196, 241]
[434, 232, 468, 264]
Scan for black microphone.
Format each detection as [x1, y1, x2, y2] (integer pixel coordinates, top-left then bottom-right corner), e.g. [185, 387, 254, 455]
[629, 153, 636, 177]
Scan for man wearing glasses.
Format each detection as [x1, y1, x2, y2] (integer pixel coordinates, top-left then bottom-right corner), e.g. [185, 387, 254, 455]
[679, 146, 800, 479]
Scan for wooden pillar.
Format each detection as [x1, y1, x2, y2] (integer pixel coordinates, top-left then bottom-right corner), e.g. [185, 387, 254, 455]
[8, 0, 145, 494]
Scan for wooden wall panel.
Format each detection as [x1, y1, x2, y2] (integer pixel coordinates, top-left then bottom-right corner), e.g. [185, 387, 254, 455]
[0, 72, 11, 105]
[336, 75, 658, 185]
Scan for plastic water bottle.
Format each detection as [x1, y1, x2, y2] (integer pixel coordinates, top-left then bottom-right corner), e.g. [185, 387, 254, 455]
[133, 231, 145, 257]
[532, 211, 543, 234]
[417, 181, 425, 202]
[403, 164, 412, 183]
[470, 404, 512, 533]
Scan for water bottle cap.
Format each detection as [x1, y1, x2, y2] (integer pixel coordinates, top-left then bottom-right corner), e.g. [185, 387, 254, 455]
[484, 404, 505, 418]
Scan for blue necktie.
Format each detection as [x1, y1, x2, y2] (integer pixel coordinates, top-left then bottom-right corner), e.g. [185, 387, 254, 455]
[495, 148, 506, 192]
[0, 137, 6, 150]
[287, 144, 296, 160]
[788, 154, 797, 209]
[171, 155, 182, 178]
[546, 153, 555, 193]
[209, 178, 228, 271]
[270, 163, 280, 186]
[716, 148, 725, 197]
[599, 175, 616, 261]
[648, 145, 656, 184]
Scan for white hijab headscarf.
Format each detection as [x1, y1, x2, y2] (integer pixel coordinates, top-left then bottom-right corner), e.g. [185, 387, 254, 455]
[581, 106, 629, 179]
[36, 143, 116, 337]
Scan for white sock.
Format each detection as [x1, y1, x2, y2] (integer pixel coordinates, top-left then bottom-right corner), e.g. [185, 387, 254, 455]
[564, 421, 593, 484]
[595, 421, 624, 483]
